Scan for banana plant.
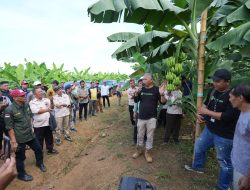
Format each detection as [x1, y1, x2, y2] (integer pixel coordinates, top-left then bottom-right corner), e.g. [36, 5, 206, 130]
[0, 61, 128, 88]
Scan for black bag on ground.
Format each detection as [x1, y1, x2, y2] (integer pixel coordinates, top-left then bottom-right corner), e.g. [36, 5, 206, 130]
[49, 113, 57, 131]
[118, 176, 156, 190]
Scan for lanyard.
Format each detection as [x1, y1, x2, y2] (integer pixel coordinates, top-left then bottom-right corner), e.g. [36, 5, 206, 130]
[213, 91, 228, 111]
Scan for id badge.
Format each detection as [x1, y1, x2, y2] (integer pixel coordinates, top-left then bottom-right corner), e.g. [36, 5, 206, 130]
[210, 118, 215, 123]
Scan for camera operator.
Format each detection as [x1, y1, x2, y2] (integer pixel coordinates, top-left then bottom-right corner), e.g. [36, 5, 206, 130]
[0, 157, 17, 189]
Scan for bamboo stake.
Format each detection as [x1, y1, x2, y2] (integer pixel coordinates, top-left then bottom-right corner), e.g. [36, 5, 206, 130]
[195, 9, 208, 139]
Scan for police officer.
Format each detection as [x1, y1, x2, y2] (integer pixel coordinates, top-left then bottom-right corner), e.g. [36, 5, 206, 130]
[4, 89, 47, 181]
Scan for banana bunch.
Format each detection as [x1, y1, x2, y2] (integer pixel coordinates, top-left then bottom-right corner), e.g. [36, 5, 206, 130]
[167, 83, 176, 91]
[165, 57, 175, 68]
[173, 63, 183, 75]
[173, 77, 181, 86]
[164, 56, 183, 92]
[166, 72, 176, 81]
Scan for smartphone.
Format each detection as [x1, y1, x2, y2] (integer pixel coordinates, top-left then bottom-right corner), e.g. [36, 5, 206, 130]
[3, 136, 11, 161]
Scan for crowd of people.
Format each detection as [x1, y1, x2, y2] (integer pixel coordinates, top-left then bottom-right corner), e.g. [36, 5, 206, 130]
[0, 79, 113, 184]
[0, 69, 249, 190]
[126, 70, 250, 190]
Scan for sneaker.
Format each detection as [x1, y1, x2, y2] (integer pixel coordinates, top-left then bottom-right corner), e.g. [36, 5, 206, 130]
[55, 138, 61, 146]
[70, 128, 77, 132]
[47, 149, 59, 155]
[184, 165, 204, 174]
[65, 136, 73, 142]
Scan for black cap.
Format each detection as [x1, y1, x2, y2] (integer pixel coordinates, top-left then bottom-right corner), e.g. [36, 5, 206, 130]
[52, 80, 59, 85]
[0, 81, 9, 85]
[212, 69, 231, 81]
[53, 86, 61, 92]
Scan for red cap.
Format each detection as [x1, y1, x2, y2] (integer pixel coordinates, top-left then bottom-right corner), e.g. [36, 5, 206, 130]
[10, 89, 27, 97]
[21, 80, 28, 85]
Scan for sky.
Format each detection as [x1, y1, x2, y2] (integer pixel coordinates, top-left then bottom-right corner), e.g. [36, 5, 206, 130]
[0, 0, 144, 75]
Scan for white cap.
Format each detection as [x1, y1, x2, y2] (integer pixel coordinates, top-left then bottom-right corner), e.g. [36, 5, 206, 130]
[33, 81, 41, 86]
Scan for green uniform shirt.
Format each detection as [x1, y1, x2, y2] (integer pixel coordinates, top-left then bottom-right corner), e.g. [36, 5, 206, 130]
[4, 101, 35, 143]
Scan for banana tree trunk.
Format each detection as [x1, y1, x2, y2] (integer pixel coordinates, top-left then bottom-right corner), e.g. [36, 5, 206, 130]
[195, 9, 208, 139]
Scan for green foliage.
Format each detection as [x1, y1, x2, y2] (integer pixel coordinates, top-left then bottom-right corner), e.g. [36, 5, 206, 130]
[0, 60, 128, 88]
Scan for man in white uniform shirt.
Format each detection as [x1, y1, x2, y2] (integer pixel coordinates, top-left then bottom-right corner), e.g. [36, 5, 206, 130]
[29, 88, 58, 154]
[53, 86, 72, 145]
[101, 81, 110, 108]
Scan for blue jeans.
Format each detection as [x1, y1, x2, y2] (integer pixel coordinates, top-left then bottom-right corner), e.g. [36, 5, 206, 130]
[192, 127, 233, 190]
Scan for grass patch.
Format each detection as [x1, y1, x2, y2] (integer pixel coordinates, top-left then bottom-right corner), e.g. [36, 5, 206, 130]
[73, 136, 87, 157]
[106, 129, 131, 151]
[176, 140, 194, 156]
[62, 160, 75, 175]
[116, 152, 125, 159]
[155, 171, 171, 180]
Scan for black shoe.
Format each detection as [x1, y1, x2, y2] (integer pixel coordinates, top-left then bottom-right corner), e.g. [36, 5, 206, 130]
[18, 173, 33, 181]
[47, 149, 59, 155]
[36, 164, 47, 172]
[92, 114, 97, 116]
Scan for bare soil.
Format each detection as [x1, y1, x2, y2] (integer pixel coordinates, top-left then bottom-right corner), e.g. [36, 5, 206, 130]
[5, 96, 217, 190]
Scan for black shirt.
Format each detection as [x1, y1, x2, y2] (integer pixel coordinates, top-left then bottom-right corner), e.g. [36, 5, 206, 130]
[135, 86, 160, 120]
[204, 89, 240, 139]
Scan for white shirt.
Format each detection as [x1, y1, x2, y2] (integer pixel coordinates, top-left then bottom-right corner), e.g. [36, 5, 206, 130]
[53, 94, 71, 118]
[29, 98, 50, 128]
[127, 87, 138, 106]
[101, 85, 110, 96]
[164, 90, 183, 114]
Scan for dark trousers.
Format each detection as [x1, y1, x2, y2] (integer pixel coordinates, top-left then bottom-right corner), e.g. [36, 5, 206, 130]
[72, 107, 77, 124]
[128, 105, 135, 126]
[133, 118, 138, 144]
[79, 103, 88, 119]
[88, 100, 96, 115]
[0, 118, 8, 150]
[34, 126, 54, 151]
[164, 113, 182, 142]
[16, 138, 43, 176]
[158, 108, 167, 127]
[102, 96, 110, 107]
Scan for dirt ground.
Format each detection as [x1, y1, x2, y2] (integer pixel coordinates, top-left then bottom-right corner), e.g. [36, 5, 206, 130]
[5, 96, 218, 190]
